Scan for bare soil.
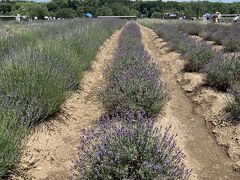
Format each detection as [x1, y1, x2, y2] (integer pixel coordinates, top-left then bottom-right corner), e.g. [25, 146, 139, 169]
[14, 28, 122, 180]
[140, 24, 240, 179]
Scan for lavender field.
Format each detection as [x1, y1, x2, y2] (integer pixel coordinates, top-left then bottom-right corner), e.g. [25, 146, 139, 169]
[1, 18, 240, 180]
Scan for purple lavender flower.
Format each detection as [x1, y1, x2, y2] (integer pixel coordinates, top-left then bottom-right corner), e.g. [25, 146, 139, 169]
[70, 111, 191, 180]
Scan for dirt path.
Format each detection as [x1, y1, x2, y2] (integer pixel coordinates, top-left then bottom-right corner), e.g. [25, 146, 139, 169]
[140, 24, 240, 180]
[16, 28, 122, 180]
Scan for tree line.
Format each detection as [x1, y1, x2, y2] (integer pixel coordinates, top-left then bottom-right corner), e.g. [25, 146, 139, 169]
[0, 0, 239, 19]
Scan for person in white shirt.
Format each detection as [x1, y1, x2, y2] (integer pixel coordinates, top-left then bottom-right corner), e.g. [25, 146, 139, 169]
[234, 15, 240, 23]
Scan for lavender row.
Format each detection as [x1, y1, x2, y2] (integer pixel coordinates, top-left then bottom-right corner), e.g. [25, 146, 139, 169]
[177, 22, 240, 52]
[101, 22, 167, 117]
[70, 111, 191, 180]
[0, 19, 123, 178]
[141, 21, 240, 123]
[71, 23, 190, 179]
[154, 23, 215, 72]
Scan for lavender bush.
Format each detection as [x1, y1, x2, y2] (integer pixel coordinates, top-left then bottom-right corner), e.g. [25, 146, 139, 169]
[184, 42, 215, 72]
[199, 23, 240, 52]
[204, 54, 240, 91]
[222, 25, 240, 52]
[0, 109, 27, 178]
[70, 111, 191, 180]
[178, 21, 203, 35]
[229, 83, 240, 122]
[101, 66, 166, 117]
[101, 22, 166, 117]
[199, 23, 221, 41]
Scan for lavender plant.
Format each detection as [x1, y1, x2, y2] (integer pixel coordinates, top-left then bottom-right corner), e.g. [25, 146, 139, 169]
[0, 109, 27, 178]
[204, 54, 240, 91]
[222, 25, 240, 52]
[199, 23, 221, 41]
[184, 42, 215, 72]
[178, 21, 203, 35]
[229, 83, 240, 122]
[70, 111, 191, 180]
[101, 66, 166, 117]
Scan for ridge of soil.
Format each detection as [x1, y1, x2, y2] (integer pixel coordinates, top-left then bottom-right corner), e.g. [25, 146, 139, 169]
[140, 24, 240, 179]
[14, 28, 122, 180]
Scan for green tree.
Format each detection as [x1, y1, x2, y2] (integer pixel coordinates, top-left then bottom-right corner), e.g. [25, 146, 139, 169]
[55, 8, 76, 18]
[0, 3, 12, 15]
[30, 4, 49, 19]
[151, 11, 162, 18]
[96, 6, 113, 16]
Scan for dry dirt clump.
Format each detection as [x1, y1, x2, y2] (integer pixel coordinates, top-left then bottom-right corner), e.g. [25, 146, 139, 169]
[177, 73, 205, 92]
[14, 28, 122, 180]
[140, 24, 240, 179]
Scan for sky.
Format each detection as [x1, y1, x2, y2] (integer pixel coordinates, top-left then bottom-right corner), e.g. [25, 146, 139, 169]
[34, 0, 239, 3]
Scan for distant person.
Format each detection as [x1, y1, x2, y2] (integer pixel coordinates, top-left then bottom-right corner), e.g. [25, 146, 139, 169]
[216, 12, 221, 23]
[234, 15, 240, 23]
[212, 12, 221, 23]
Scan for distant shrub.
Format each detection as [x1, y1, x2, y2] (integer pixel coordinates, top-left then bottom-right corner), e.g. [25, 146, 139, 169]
[204, 54, 240, 91]
[199, 23, 223, 41]
[184, 42, 215, 72]
[200, 23, 240, 52]
[229, 83, 240, 122]
[70, 111, 191, 180]
[178, 21, 203, 35]
[222, 29, 240, 52]
[211, 26, 228, 45]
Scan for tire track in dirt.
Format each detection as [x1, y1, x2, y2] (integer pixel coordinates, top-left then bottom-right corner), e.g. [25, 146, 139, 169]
[139, 24, 240, 180]
[16, 27, 122, 180]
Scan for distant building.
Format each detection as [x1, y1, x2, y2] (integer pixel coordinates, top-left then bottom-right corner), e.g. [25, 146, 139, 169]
[0, 15, 29, 21]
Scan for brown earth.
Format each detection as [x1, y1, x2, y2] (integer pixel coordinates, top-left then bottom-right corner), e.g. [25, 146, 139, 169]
[14, 28, 122, 180]
[140, 24, 240, 179]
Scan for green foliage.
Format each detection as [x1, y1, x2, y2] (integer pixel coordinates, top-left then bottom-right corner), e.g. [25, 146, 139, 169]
[29, 4, 49, 19]
[0, 3, 11, 15]
[55, 8, 76, 18]
[151, 12, 162, 18]
[2, 0, 239, 18]
[96, 6, 113, 16]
